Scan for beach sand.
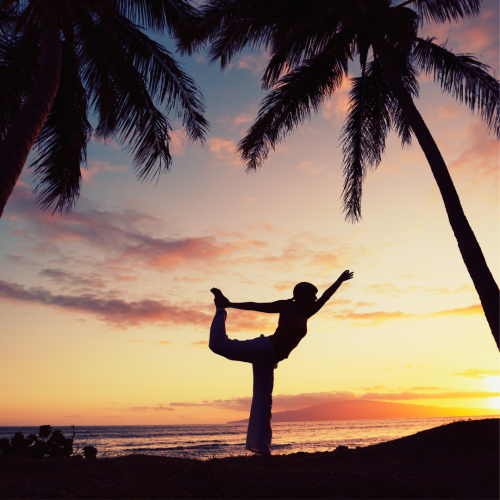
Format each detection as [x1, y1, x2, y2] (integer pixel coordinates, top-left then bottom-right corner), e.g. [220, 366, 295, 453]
[0, 418, 498, 499]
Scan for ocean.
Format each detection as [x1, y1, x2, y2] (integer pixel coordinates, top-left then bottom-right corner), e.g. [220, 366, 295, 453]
[1, 415, 495, 460]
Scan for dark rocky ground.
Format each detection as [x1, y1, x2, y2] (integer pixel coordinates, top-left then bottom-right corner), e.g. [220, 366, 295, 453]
[0, 418, 498, 499]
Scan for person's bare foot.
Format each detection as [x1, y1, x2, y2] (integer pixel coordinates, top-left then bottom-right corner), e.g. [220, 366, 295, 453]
[211, 288, 230, 308]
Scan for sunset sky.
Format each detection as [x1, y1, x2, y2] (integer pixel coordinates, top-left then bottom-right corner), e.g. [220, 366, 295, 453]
[0, 1, 499, 425]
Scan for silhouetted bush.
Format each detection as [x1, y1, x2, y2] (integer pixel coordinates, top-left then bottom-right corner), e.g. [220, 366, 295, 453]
[83, 445, 98, 459]
[0, 425, 97, 459]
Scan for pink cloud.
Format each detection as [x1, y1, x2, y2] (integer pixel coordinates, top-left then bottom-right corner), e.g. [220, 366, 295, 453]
[420, 0, 499, 61]
[297, 161, 324, 174]
[0, 280, 281, 331]
[322, 77, 351, 122]
[127, 404, 175, 412]
[0, 280, 211, 327]
[207, 137, 241, 165]
[4, 184, 268, 270]
[170, 129, 187, 155]
[81, 160, 128, 183]
[237, 52, 269, 76]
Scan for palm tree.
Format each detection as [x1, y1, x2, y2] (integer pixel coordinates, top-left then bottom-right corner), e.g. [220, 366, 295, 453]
[180, 0, 500, 349]
[0, 0, 208, 217]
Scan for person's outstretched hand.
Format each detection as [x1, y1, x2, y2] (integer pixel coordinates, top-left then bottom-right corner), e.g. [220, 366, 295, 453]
[339, 270, 354, 282]
[211, 288, 230, 308]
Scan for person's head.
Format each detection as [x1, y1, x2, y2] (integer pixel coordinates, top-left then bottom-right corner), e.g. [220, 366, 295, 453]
[293, 282, 318, 307]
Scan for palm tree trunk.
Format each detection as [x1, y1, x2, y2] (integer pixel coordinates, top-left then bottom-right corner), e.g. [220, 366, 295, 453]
[0, 0, 62, 218]
[374, 39, 499, 350]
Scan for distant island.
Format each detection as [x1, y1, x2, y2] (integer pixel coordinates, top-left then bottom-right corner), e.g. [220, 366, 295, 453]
[227, 399, 497, 423]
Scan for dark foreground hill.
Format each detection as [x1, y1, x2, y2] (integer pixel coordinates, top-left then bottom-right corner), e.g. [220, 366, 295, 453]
[0, 418, 498, 499]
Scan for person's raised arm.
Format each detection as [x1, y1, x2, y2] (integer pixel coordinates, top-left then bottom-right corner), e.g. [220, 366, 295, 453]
[308, 270, 354, 318]
[211, 288, 285, 314]
[229, 300, 286, 314]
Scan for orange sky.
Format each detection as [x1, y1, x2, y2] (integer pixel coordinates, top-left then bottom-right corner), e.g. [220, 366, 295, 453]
[0, 1, 499, 425]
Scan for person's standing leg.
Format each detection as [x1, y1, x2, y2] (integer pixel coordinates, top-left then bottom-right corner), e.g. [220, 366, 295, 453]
[245, 363, 275, 455]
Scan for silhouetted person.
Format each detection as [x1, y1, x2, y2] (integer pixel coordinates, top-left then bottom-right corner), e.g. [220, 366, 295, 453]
[210, 270, 354, 456]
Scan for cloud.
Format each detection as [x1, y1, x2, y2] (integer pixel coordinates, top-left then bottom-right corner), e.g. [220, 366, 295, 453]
[420, 0, 499, 60]
[360, 391, 499, 401]
[427, 304, 483, 317]
[297, 161, 324, 174]
[329, 303, 483, 326]
[207, 137, 241, 165]
[237, 52, 269, 76]
[4, 184, 267, 271]
[454, 368, 500, 379]
[81, 160, 128, 183]
[189, 340, 208, 348]
[157, 340, 173, 345]
[39, 268, 107, 290]
[364, 283, 475, 296]
[169, 389, 500, 412]
[322, 77, 351, 121]
[218, 113, 255, 131]
[0, 280, 281, 331]
[171, 391, 357, 412]
[170, 129, 188, 155]
[408, 387, 450, 391]
[127, 404, 175, 412]
[446, 124, 499, 202]
[0, 280, 212, 327]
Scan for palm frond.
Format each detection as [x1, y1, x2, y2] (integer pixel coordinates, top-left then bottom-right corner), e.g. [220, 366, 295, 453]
[403, 0, 482, 24]
[203, 0, 280, 68]
[238, 44, 348, 171]
[340, 59, 392, 222]
[118, 0, 198, 34]
[82, 16, 174, 181]
[263, 13, 342, 89]
[0, 0, 19, 37]
[385, 5, 420, 57]
[109, 12, 208, 142]
[384, 45, 419, 147]
[0, 21, 40, 141]
[76, 8, 121, 140]
[30, 40, 91, 213]
[413, 37, 500, 136]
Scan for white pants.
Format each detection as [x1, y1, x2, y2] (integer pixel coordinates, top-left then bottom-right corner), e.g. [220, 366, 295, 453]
[209, 309, 278, 455]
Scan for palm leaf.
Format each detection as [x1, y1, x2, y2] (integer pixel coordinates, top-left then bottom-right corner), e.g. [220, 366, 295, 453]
[83, 15, 174, 181]
[30, 40, 91, 213]
[413, 37, 500, 136]
[398, 0, 482, 24]
[340, 59, 393, 222]
[203, 0, 280, 68]
[238, 40, 349, 171]
[384, 45, 420, 147]
[118, 0, 198, 34]
[263, 12, 342, 89]
[75, 8, 121, 140]
[0, 20, 40, 141]
[108, 12, 208, 142]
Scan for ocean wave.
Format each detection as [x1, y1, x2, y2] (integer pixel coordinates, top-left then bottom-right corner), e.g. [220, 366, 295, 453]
[123, 442, 244, 453]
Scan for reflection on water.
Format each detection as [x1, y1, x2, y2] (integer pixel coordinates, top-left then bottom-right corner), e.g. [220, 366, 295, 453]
[1, 415, 495, 460]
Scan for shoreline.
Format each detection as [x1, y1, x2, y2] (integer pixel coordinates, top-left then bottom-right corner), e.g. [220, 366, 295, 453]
[1, 418, 498, 499]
